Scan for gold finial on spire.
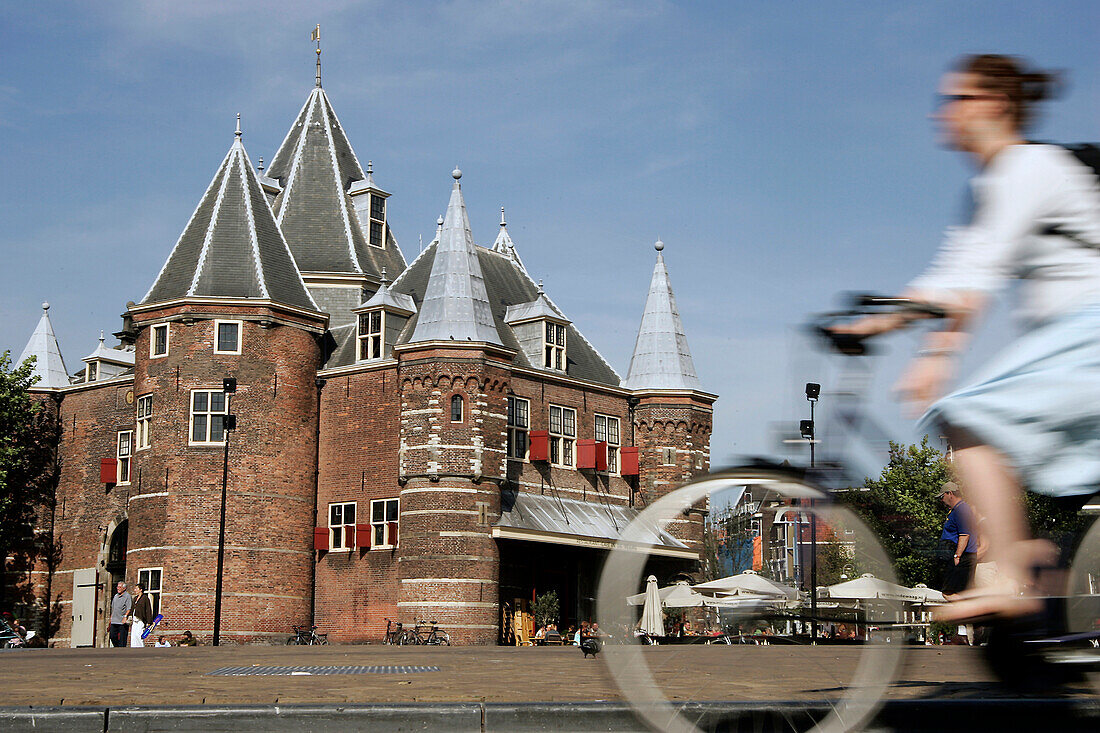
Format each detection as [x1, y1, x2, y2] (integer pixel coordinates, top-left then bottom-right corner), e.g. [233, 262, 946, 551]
[312, 24, 322, 87]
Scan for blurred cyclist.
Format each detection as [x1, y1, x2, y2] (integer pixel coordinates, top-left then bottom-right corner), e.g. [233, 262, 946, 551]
[836, 54, 1100, 621]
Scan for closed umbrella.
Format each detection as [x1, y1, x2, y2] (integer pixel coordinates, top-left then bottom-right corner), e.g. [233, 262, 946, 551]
[694, 571, 799, 600]
[638, 575, 665, 637]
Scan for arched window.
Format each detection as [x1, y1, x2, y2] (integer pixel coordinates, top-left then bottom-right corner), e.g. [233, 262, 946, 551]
[450, 394, 464, 423]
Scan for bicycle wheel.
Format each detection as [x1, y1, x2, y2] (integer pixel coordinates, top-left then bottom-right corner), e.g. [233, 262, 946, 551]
[286, 636, 299, 645]
[1064, 512, 1100, 693]
[397, 629, 416, 646]
[432, 631, 451, 646]
[596, 466, 905, 733]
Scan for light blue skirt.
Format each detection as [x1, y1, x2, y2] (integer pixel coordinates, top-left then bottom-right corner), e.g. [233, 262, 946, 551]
[920, 303, 1100, 497]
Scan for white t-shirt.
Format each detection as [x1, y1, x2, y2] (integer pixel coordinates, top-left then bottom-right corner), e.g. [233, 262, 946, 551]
[909, 144, 1100, 328]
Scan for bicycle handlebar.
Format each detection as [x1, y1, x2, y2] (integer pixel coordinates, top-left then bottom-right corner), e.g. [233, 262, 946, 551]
[809, 293, 948, 356]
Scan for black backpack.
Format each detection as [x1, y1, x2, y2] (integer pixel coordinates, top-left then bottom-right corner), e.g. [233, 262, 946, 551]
[1037, 143, 1100, 244]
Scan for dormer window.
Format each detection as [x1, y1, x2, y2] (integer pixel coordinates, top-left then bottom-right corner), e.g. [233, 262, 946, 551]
[358, 310, 384, 360]
[86, 361, 98, 382]
[544, 322, 566, 370]
[369, 195, 385, 248]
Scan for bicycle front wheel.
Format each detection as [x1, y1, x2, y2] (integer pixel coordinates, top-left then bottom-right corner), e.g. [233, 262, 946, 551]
[1065, 512, 1100, 694]
[596, 466, 905, 733]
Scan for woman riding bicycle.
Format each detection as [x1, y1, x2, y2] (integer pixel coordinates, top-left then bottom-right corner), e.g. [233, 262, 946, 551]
[838, 54, 1100, 622]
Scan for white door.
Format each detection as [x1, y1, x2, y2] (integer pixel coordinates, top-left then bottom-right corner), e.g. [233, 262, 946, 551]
[71, 568, 98, 647]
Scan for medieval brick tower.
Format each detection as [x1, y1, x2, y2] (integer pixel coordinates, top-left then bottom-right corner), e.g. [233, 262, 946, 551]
[124, 125, 327, 642]
[622, 240, 714, 555]
[394, 169, 513, 645]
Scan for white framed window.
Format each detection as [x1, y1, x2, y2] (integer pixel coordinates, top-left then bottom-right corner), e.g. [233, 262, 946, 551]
[328, 502, 356, 551]
[150, 324, 169, 358]
[450, 394, 464, 423]
[86, 361, 98, 383]
[116, 430, 133, 485]
[358, 310, 384, 360]
[137, 567, 162, 617]
[595, 414, 621, 473]
[544, 322, 566, 371]
[369, 194, 386, 248]
[506, 396, 529, 460]
[213, 320, 242, 355]
[136, 395, 152, 450]
[189, 389, 229, 445]
[548, 404, 576, 467]
[371, 498, 399, 548]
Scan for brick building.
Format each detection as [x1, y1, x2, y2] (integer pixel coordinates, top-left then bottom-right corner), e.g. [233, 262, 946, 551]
[11, 65, 716, 646]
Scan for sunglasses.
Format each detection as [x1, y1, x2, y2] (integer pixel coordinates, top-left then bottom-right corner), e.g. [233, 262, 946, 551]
[934, 93, 997, 109]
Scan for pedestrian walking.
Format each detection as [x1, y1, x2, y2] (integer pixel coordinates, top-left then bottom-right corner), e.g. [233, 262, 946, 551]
[109, 581, 131, 647]
[938, 482, 977, 600]
[128, 583, 154, 647]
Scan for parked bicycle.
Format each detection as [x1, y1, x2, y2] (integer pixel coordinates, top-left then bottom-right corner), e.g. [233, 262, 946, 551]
[597, 295, 1100, 733]
[398, 620, 451, 645]
[382, 618, 405, 645]
[286, 624, 329, 645]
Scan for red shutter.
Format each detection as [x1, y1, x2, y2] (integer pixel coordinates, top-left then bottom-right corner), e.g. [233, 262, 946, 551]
[620, 447, 639, 476]
[356, 523, 371, 549]
[577, 439, 596, 470]
[313, 527, 329, 551]
[100, 458, 118, 484]
[388, 521, 399, 546]
[529, 430, 549, 462]
[595, 441, 609, 472]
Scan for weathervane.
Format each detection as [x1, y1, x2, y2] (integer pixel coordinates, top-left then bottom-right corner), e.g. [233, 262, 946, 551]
[312, 24, 322, 87]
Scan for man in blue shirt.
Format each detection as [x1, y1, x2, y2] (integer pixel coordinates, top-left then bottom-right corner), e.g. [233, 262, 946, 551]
[939, 482, 978, 598]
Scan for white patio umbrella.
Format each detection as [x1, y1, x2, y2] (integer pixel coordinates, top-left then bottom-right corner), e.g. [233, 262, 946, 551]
[693, 570, 799, 600]
[908, 583, 947, 605]
[822, 573, 924, 603]
[627, 581, 722, 608]
[638, 575, 665, 637]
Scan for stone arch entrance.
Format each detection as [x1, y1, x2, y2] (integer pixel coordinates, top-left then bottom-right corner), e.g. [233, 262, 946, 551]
[106, 520, 127, 585]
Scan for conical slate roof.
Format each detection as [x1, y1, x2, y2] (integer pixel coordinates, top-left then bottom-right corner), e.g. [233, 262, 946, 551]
[623, 242, 701, 390]
[268, 86, 406, 278]
[17, 302, 69, 389]
[142, 131, 318, 313]
[408, 170, 503, 345]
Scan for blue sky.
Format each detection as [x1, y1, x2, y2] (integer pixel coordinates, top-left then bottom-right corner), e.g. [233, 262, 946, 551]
[2, 1, 1098, 468]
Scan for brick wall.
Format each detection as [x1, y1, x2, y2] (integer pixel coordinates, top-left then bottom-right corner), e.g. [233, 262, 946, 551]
[52, 378, 135, 646]
[314, 364, 403, 643]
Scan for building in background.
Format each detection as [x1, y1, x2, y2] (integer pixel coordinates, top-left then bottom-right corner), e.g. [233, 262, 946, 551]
[10, 58, 715, 646]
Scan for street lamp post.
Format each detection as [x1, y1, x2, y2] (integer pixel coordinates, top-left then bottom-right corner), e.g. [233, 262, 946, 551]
[212, 377, 237, 647]
[803, 382, 820, 644]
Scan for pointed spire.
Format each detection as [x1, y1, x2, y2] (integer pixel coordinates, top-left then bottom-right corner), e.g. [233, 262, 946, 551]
[17, 302, 69, 390]
[141, 133, 318, 313]
[490, 204, 527, 272]
[623, 239, 701, 390]
[409, 169, 503, 345]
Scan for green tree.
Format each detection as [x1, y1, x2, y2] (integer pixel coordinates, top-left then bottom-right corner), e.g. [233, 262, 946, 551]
[533, 590, 560, 629]
[839, 438, 952, 588]
[0, 352, 61, 617]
